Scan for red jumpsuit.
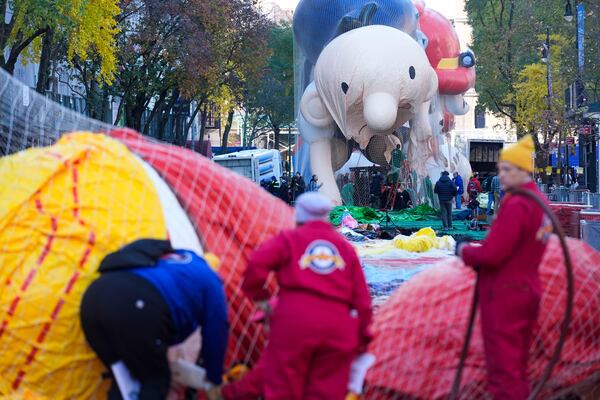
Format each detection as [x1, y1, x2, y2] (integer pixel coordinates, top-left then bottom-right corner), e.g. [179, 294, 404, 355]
[242, 220, 372, 400]
[468, 177, 482, 193]
[462, 181, 550, 400]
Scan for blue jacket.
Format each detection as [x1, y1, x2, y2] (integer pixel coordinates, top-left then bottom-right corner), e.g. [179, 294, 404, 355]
[308, 179, 323, 192]
[453, 175, 464, 195]
[131, 250, 229, 385]
[434, 175, 458, 202]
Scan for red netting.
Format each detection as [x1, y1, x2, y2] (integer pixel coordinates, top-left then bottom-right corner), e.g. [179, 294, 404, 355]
[549, 203, 592, 239]
[367, 237, 600, 399]
[110, 129, 295, 367]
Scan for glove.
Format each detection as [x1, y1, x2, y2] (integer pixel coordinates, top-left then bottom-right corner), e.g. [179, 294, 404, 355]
[206, 386, 223, 400]
[347, 353, 376, 395]
[454, 237, 471, 258]
[170, 359, 211, 390]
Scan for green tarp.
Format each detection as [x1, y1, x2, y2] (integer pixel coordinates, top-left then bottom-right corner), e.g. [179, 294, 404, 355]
[330, 205, 487, 241]
[330, 204, 439, 226]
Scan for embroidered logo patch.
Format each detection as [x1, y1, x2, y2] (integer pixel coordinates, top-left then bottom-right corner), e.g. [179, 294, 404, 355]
[536, 215, 553, 242]
[300, 240, 345, 274]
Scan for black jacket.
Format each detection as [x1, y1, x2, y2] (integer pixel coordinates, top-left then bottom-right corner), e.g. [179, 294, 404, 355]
[434, 175, 458, 202]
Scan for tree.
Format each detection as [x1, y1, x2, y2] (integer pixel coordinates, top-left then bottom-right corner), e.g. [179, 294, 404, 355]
[0, 0, 120, 92]
[243, 22, 294, 151]
[514, 34, 571, 170]
[185, 0, 272, 148]
[466, 0, 574, 127]
[68, 0, 271, 144]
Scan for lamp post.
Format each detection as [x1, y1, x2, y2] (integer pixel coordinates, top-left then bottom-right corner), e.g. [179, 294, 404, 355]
[542, 28, 560, 184]
[564, 0, 574, 22]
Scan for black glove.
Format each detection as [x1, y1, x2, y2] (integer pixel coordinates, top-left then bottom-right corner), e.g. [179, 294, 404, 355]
[454, 237, 471, 257]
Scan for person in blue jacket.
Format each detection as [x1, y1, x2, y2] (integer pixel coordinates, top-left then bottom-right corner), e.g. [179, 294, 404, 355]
[452, 171, 465, 209]
[80, 239, 229, 400]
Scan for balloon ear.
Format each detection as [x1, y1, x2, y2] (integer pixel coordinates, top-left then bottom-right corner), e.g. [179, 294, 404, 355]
[300, 82, 333, 128]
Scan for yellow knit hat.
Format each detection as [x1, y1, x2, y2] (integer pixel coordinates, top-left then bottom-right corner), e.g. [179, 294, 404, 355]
[499, 134, 535, 173]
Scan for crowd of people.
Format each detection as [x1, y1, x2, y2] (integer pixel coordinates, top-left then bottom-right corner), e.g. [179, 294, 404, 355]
[433, 170, 505, 230]
[260, 172, 323, 204]
[336, 170, 414, 211]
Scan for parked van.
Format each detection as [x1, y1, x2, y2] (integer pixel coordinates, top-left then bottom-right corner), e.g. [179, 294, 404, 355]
[213, 149, 283, 184]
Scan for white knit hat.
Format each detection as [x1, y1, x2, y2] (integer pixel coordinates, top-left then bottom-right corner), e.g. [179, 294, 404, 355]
[295, 192, 332, 223]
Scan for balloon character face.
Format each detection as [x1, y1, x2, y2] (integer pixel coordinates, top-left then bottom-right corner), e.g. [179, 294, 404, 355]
[293, 0, 476, 204]
[302, 25, 437, 150]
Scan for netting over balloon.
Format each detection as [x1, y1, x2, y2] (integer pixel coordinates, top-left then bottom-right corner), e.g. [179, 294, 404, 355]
[0, 71, 112, 157]
[366, 237, 600, 399]
[0, 68, 293, 398]
[1, 68, 599, 400]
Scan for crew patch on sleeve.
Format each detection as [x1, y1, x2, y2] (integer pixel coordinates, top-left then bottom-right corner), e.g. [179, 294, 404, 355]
[536, 215, 553, 242]
[300, 240, 345, 274]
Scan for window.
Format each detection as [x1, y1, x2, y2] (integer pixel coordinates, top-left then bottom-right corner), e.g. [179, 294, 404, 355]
[475, 107, 486, 129]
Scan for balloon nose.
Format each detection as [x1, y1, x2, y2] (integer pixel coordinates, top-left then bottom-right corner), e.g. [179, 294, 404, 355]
[363, 92, 398, 132]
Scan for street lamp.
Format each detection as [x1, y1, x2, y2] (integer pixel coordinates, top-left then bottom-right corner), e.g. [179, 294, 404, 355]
[541, 28, 560, 183]
[564, 0, 574, 23]
[541, 43, 549, 64]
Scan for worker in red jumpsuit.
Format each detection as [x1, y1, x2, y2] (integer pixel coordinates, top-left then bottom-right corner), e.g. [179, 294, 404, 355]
[220, 298, 274, 400]
[457, 135, 551, 400]
[242, 191, 373, 400]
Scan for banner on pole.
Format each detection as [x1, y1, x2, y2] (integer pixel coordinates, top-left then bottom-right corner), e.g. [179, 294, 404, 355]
[577, 4, 585, 69]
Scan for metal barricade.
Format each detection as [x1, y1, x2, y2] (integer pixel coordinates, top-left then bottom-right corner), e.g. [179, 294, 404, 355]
[580, 220, 600, 251]
[583, 192, 600, 210]
[548, 187, 593, 204]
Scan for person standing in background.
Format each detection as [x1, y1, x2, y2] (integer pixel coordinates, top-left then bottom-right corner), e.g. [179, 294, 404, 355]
[434, 171, 457, 230]
[370, 171, 383, 208]
[452, 172, 464, 209]
[308, 174, 323, 192]
[292, 172, 306, 201]
[490, 174, 501, 215]
[468, 172, 482, 195]
[341, 175, 355, 206]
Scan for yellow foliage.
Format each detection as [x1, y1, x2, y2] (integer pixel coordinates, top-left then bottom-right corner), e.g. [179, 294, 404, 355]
[66, 0, 121, 84]
[8, 0, 120, 84]
[513, 34, 570, 133]
[515, 63, 549, 131]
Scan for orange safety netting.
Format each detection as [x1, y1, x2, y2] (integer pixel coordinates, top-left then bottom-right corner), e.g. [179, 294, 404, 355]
[110, 129, 295, 366]
[367, 237, 600, 399]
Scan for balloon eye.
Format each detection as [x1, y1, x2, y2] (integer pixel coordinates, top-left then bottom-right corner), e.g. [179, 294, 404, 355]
[409, 66, 416, 79]
[341, 82, 349, 94]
